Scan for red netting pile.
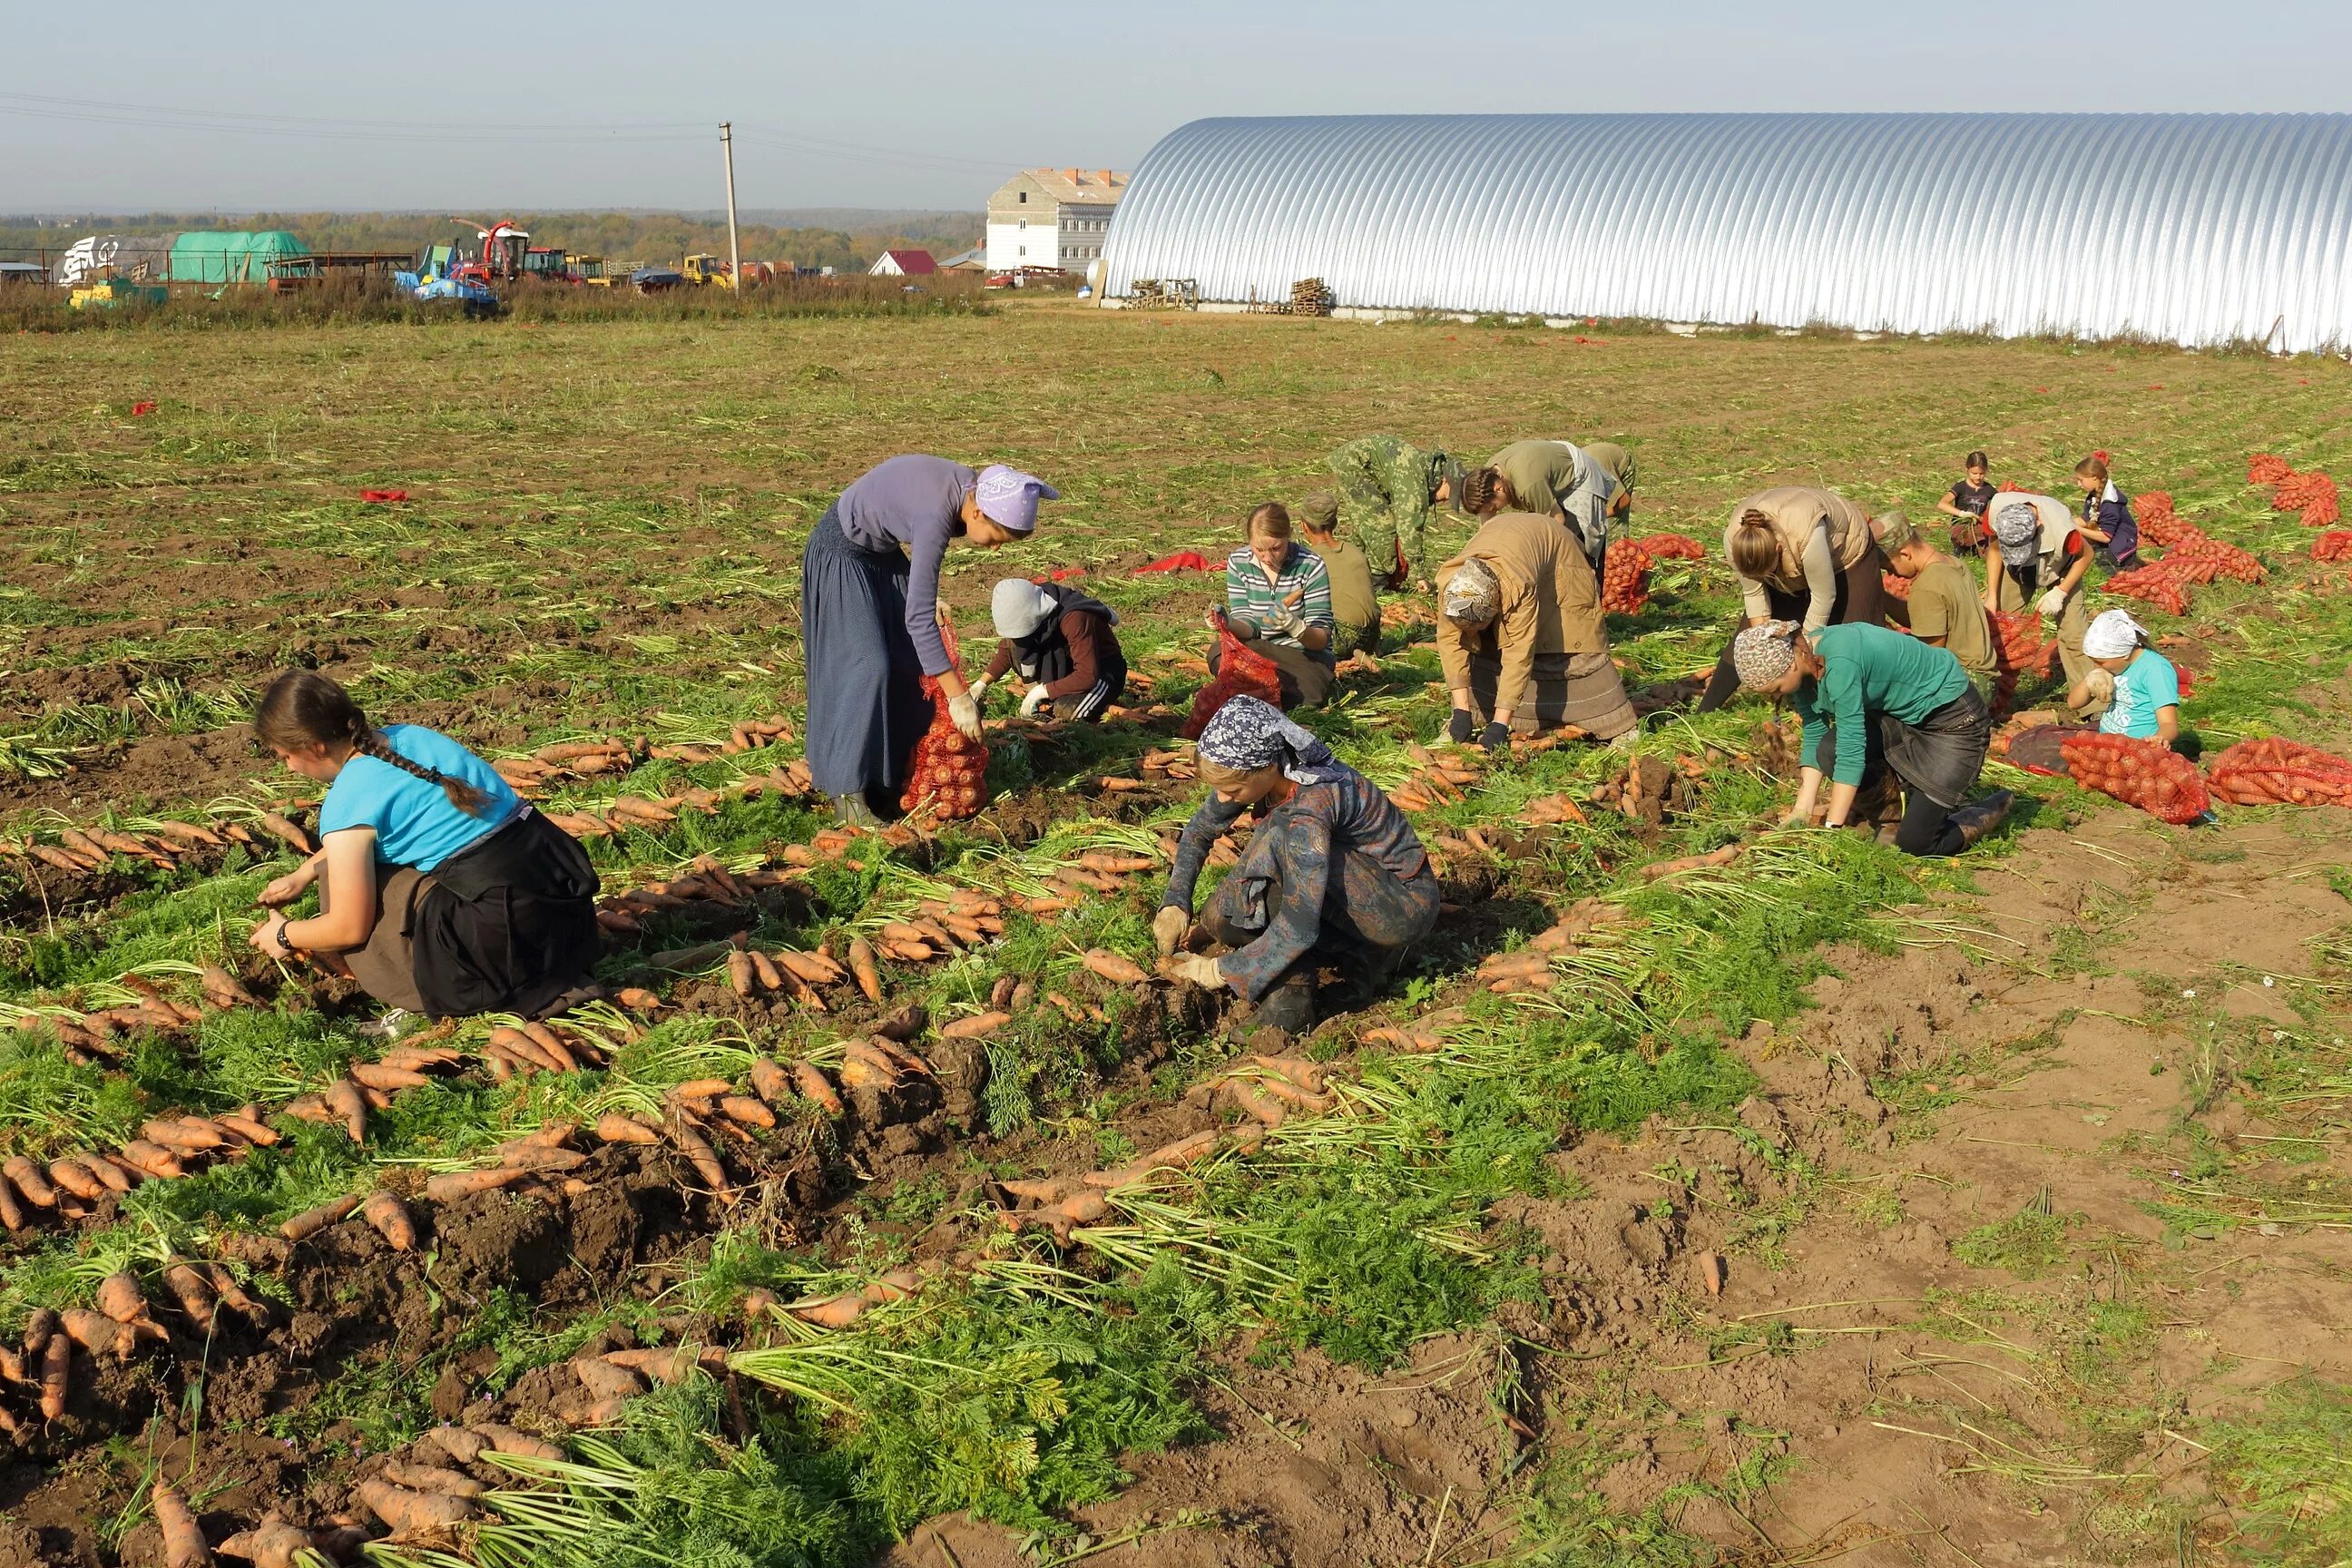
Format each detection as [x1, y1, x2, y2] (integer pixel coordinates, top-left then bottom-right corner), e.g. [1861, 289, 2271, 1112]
[2133, 491, 2195, 548]
[1181, 612, 1285, 740]
[901, 618, 990, 819]
[2248, 454, 2295, 485]
[2060, 732, 2210, 824]
[2100, 501, 2266, 618]
[1631, 533, 1708, 561]
[1881, 571, 1913, 603]
[1989, 611, 2060, 680]
[2273, 470, 2341, 527]
[1601, 540, 1655, 615]
[2205, 737, 2352, 807]
[2311, 531, 2352, 564]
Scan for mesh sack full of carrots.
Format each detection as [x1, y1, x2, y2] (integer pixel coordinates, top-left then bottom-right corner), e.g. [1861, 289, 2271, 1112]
[1989, 611, 2060, 679]
[2204, 737, 2352, 807]
[2310, 531, 2352, 564]
[2132, 491, 2195, 549]
[1181, 611, 1285, 740]
[2250, 454, 2341, 527]
[2060, 732, 2210, 824]
[1601, 540, 1655, 614]
[1631, 533, 1707, 561]
[901, 618, 990, 819]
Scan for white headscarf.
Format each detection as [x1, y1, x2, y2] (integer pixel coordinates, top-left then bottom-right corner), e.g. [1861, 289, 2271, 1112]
[2082, 609, 2146, 660]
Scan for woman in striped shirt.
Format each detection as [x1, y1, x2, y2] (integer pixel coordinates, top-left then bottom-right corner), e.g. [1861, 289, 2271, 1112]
[1206, 503, 1338, 710]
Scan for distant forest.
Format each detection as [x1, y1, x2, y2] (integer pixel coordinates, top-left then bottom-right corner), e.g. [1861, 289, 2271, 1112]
[0, 210, 984, 272]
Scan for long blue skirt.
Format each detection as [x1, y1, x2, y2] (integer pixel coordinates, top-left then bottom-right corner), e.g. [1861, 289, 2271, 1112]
[800, 507, 931, 802]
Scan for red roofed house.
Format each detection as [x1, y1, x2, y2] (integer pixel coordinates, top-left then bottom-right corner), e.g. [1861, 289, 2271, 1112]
[868, 248, 938, 277]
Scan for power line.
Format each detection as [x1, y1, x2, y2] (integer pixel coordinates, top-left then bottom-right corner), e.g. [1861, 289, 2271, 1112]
[0, 91, 707, 137]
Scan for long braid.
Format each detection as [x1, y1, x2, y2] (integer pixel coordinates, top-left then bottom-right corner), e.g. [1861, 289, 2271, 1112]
[353, 728, 493, 818]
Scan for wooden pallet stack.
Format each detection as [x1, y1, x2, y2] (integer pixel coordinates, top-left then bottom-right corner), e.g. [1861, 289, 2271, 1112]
[1289, 277, 1333, 316]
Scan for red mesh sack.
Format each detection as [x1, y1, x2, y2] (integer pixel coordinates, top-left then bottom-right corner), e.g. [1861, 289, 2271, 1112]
[2314, 532, 2352, 564]
[2204, 737, 2352, 807]
[2101, 565, 2189, 617]
[1601, 540, 1655, 615]
[1632, 533, 1707, 561]
[2060, 732, 2209, 824]
[2275, 470, 2341, 527]
[1181, 612, 1285, 740]
[1989, 611, 2060, 679]
[900, 618, 989, 819]
[1881, 570, 1913, 603]
[2248, 453, 2295, 485]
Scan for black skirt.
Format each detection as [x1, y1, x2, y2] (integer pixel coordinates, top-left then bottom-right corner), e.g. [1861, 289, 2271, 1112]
[409, 809, 601, 1019]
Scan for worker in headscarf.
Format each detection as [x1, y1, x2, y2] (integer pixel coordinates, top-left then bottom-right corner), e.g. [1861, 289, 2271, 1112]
[2070, 608, 2181, 744]
[1153, 697, 1436, 1034]
[799, 456, 1055, 826]
[1464, 439, 1632, 575]
[1327, 435, 1463, 593]
[1436, 467, 1636, 749]
[974, 578, 1127, 723]
[1695, 485, 1888, 711]
[1981, 493, 2092, 686]
[1298, 492, 1381, 658]
[1878, 511, 1998, 702]
[1730, 621, 2011, 856]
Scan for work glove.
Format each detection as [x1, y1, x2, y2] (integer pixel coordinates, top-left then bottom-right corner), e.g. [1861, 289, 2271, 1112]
[1152, 906, 1191, 959]
[966, 676, 990, 705]
[947, 691, 983, 742]
[1227, 614, 1262, 642]
[1164, 952, 1225, 989]
[2035, 587, 2066, 619]
[1262, 607, 1305, 639]
[1446, 709, 1476, 744]
[1478, 720, 1513, 751]
[1019, 684, 1052, 717]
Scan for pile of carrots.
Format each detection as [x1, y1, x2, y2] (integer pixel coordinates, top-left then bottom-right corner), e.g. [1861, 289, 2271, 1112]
[2101, 499, 2266, 619]
[2203, 737, 2352, 807]
[1990, 611, 2062, 679]
[2248, 454, 2296, 485]
[1881, 570, 1912, 603]
[2272, 470, 2342, 528]
[1387, 743, 1484, 813]
[1634, 533, 1708, 563]
[1475, 898, 1634, 995]
[5, 808, 311, 884]
[2059, 732, 2210, 824]
[1014, 852, 1158, 917]
[2310, 532, 2352, 564]
[33, 964, 258, 1068]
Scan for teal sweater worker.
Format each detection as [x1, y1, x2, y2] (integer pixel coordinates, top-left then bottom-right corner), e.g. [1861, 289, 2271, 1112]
[1795, 623, 1969, 786]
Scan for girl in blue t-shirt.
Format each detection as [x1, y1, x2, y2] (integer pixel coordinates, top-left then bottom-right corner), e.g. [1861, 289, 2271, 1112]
[2070, 609, 2180, 745]
[249, 671, 601, 1023]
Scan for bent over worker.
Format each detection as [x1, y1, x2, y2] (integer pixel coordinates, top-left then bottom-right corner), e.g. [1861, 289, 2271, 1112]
[1327, 435, 1462, 593]
[1730, 622, 2012, 857]
[1983, 494, 2092, 687]
[1696, 485, 1888, 711]
[975, 579, 1127, 723]
[249, 670, 601, 1024]
[1153, 697, 1437, 1035]
[1475, 438, 1628, 574]
[799, 455, 1055, 825]
[1879, 511, 1998, 702]
[1436, 467, 1637, 749]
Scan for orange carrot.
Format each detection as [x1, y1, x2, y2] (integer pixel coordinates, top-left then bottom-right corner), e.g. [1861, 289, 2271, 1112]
[847, 936, 884, 1004]
[471, 1424, 564, 1462]
[378, 1458, 486, 1497]
[152, 1480, 210, 1568]
[46, 1159, 106, 1201]
[614, 985, 663, 1011]
[362, 1191, 418, 1251]
[349, 1061, 430, 1093]
[669, 1078, 733, 1103]
[727, 951, 757, 997]
[323, 1078, 368, 1142]
[719, 1096, 775, 1129]
[939, 1011, 1010, 1040]
[217, 1517, 313, 1568]
[424, 1167, 528, 1201]
[117, 1141, 185, 1181]
[3, 1157, 54, 1209]
[161, 1265, 216, 1333]
[519, 1021, 581, 1072]
[1082, 949, 1151, 986]
[256, 811, 316, 854]
[874, 1004, 926, 1042]
[357, 1479, 479, 1533]
[667, 1121, 732, 1203]
[792, 1062, 843, 1116]
[593, 1112, 662, 1145]
[747, 949, 784, 995]
[279, 1193, 362, 1241]
[61, 1308, 132, 1359]
[747, 1059, 792, 1106]
[789, 1292, 867, 1328]
[95, 1270, 152, 1328]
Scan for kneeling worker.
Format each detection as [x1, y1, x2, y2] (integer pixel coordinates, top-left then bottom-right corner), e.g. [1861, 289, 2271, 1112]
[1730, 622, 2011, 857]
[1154, 697, 1436, 1034]
[975, 578, 1128, 722]
[1298, 492, 1381, 658]
[1436, 467, 1637, 749]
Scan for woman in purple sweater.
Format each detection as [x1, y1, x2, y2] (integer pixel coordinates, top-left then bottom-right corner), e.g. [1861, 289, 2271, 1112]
[799, 455, 1056, 824]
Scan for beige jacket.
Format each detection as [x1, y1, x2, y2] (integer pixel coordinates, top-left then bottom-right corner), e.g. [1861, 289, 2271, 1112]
[1723, 486, 1877, 626]
[1436, 510, 1609, 710]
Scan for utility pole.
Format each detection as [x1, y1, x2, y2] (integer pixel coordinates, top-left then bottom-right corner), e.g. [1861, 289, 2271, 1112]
[720, 122, 742, 287]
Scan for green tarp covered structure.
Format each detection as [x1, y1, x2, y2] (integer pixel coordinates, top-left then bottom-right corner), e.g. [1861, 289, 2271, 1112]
[164, 230, 309, 283]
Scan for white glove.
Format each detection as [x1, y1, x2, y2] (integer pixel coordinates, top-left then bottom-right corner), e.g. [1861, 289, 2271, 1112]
[967, 676, 991, 705]
[1152, 906, 1191, 958]
[1019, 684, 1052, 717]
[2035, 588, 2066, 619]
[947, 691, 983, 742]
[2082, 667, 2116, 703]
[1165, 952, 1225, 989]
[1262, 607, 1304, 638]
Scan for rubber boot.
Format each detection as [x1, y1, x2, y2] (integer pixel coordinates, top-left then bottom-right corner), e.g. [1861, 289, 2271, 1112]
[1250, 974, 1317, 1038]
[1946, 789, 2014, 849]
[831, 793, 884, 829]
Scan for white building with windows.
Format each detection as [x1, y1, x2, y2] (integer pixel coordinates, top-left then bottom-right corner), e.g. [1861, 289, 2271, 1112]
[984, 168, 1129, 273]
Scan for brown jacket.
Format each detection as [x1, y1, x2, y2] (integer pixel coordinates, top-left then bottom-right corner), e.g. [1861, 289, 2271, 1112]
[1724, 486, 1877, 621]
[1436, 510, 1608, 709]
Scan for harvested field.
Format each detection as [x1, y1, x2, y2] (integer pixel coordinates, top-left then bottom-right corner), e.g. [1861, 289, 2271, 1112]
[1, 300, 2350, 1567]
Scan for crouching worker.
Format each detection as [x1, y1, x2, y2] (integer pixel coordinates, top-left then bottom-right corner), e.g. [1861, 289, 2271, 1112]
[1153, 697, 1437, 1034]
[974, 578, 1127, 722]
[1436, 468, 1637, 749]
[1211, 502, 1338, 710]
[248, 671, 601, 1023]
[1730, 622, 2013, 857]
[2069, 609, 2181, 745]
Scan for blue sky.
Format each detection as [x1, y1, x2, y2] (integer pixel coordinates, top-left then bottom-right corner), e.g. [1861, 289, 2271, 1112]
[6, 0, 2350, 212]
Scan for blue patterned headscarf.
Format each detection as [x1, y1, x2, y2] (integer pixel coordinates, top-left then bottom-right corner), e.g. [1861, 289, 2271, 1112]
[1195, 696, 1345, 785]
